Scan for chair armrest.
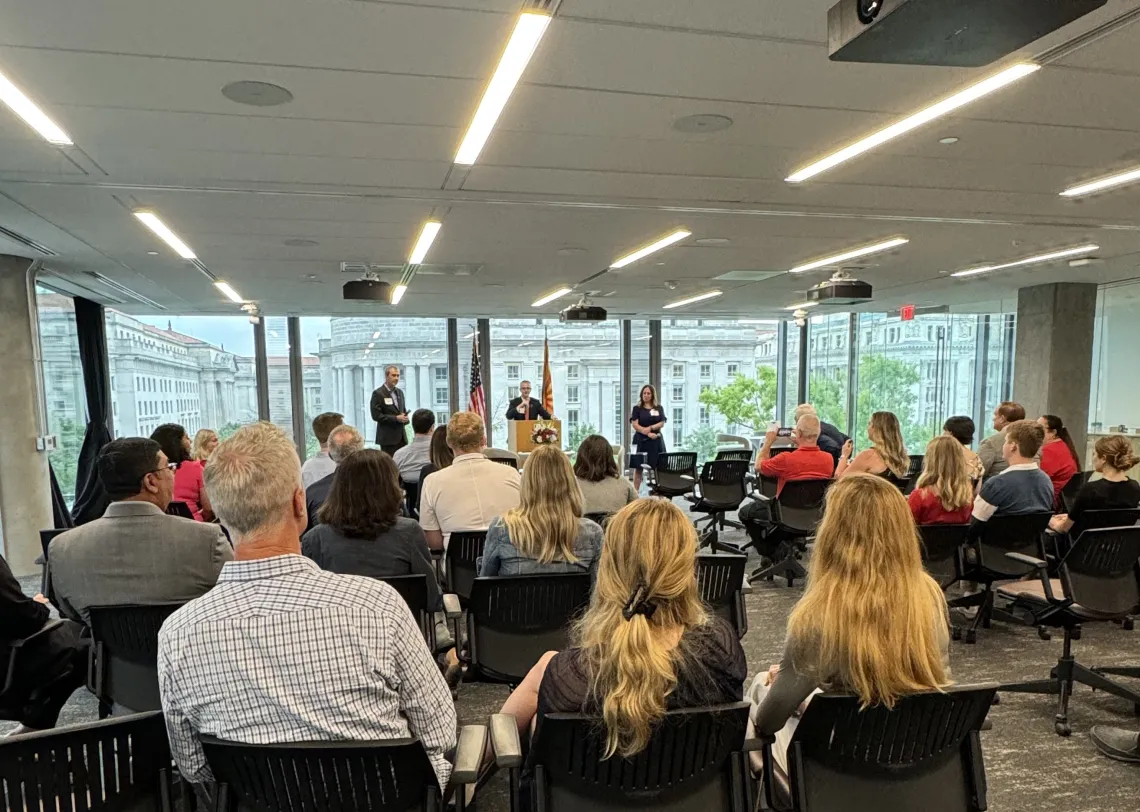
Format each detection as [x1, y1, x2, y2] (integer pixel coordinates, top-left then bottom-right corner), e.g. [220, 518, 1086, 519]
[490, 713, 523, 769]
[640, 464, 653, 472]
[9, 619, 64, 649]
[451, 724, 487, 786]
[679, 474, 695, 482]
[442, 593, 462, 621]
[1005, 552, 1047, 569]
[745, 492, 770, 503]
[743, 733, 774, 752]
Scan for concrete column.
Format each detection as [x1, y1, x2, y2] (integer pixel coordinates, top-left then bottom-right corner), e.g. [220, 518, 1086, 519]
[0, 256, 53, 575]
[1013, 282, 1098, 453]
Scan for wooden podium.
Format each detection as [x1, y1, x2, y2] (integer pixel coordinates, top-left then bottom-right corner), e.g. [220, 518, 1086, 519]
[507, 419, 562, 453]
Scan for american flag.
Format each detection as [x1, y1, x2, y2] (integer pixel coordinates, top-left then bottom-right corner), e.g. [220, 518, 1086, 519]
[468, 333, 486, 420]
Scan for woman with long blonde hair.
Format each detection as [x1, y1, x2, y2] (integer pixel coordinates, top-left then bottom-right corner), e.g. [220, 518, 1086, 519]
[191, 428, 219, 462]
[480, 444, 603, 576]
[835, 410, 909, 480]
[497, 498, 746, 761]
[750, 474, 950, 771]
[908, 435, 975, 524]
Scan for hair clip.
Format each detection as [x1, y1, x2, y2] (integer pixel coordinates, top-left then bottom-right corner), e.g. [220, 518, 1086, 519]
[622, 581, 657, 621]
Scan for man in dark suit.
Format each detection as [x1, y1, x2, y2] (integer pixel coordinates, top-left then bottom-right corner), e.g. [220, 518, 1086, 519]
[505, 380, 552, 421]
[370, 365, 409, 456]
[305, 424, 364, 531]
[795, 403, 849, 466]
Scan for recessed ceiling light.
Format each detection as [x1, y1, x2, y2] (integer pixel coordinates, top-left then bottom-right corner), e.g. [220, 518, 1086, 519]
[146, 250, 159, 256]
[133, 211, 196, 259]
[221, 81, 294, 107]
[454, 12, 551, 165]
[408, 221, 441, 265]
[214, 281, 245, 303]
[786, 63, 1039, 183]
[1060, 166, 1140, 198]
[610, 229, 691, 269]
[939, 136, 960, 145]
[783, 301, 819, 310]
[950, 243, 1099, 278]
[532, 286, 574, 307]
[695, 237, 731, 245]
[663, 290, 722, 309]
[673, 114, 734, 134]
[788, 237, 909, 274]
[284, 238, 319, 247]
[0, 69, 72, 145]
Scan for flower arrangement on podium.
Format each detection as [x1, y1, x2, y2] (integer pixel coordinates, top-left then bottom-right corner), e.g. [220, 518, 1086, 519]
[530, 420, 559, 446]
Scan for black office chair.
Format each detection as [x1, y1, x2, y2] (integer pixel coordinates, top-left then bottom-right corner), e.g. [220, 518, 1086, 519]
[203, 726, 487, 812]
[377, 574, 460, 654]
[918, 523, 970, 590]
[584, 511, 612, 527]
[38, 528, 66, 605]
[948, 512, 1052, 643]
[715, 448, 753, 463]
[166, 501, 194, 519]
[1059, 470, 1094, 513]
[996, 525, 1140, 736]
[745, 479, 831, 587]
[400, 477, 420, 519]
[757, 686, 995, 812]
[87, 602, 185, 716]
[696, 554, 749, 639]
[463, 574, 591, 686]
[687, 459, 750, 553]
[0, 711, 173, 812]
[642, 452, 698, 499]
[885, 471, 912, 493]
[1052, 507, 1140, 562]
[444, 530, 487, 605]
[491, 703, 753, 812]
[0, 619, 85, 724]
[490, 455, 520, 470]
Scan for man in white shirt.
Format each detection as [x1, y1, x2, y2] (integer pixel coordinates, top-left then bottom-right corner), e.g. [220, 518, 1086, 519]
[300, 412, 344, 488]
[419, 411, 520, 550]
[392, 409, 435, 483]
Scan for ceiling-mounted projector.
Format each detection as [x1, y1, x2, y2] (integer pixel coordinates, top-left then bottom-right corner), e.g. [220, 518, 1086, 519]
[560, 297, 607, 323]
[828, 0, 1107, 67]
[343, 278, 393, 303]
[806, 271, 873, 306]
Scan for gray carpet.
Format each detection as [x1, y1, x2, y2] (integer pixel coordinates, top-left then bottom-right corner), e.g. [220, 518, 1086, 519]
[10, 527, 1140, 810]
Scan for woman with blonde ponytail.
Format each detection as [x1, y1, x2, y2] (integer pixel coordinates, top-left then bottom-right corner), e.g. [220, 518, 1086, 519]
[497, 498, 746, 762]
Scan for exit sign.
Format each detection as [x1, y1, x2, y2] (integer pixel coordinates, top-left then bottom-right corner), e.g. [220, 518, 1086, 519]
[900, 305, 915, 321]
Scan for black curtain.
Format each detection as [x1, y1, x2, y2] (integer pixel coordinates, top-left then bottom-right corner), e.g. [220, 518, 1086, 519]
[49, 462, 74, 530]
[69, 297, 113, 525]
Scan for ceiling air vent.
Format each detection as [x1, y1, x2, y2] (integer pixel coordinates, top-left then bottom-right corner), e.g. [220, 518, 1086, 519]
[522, 0, 561, 12]
[0, 225, 55, 256]
[339, 262, 483, 277]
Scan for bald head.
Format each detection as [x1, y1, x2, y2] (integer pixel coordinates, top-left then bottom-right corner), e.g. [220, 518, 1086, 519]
[793, 403, 817, 422]
[795, 413, 821, 445]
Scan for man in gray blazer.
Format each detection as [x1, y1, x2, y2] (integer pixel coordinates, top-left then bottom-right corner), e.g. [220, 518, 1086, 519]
[977, 401, 1026, 479]
[49, 437, 232, 625]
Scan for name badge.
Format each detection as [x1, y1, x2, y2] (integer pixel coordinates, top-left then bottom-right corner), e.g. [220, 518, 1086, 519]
[649, 409, 659, 417]
[384, 397, 394, 405]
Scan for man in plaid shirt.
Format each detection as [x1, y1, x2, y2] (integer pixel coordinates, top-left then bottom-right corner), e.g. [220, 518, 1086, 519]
[158, 422, 456, 790]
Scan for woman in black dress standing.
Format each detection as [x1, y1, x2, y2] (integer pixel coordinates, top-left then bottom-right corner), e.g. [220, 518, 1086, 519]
[630, 384, 667, 492]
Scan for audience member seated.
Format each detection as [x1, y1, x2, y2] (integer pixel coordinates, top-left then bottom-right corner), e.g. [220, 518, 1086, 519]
[834, 411, 909, 482]
[302, 449, 441, 610]
[908, 436, 975, 525]
[970, 420, 1054, 530]
[191, 428, 218, 463]
[300, 411, 345, 489]
[1050, 435, 1140, 534]
[158, 422, 457, 791]
[481, 444, 604, 577]
[305, 423, 364, 531]
[1, 554, 87, 736]
[739, 414, 834, 527]
[419, 411, 520, 551]
[574, 434, 637, 517]
[794, 403, 849, 465]
[978, 401, 1025, 478]
[152, 423, 213, 522]
[393, 409, 436, 484]
[943, 415, 985, 481]
[417, 426, 454, 512]
[748, 474, 950, 773]
[1037, 414, 1082, 508]
[497, 498, 746, 774]
[49, 438, 232, 624]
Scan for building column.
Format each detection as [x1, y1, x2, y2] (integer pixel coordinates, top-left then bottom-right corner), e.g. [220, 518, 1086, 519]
[0, 256, 53, 574]
[1013, 282, 1098, 453]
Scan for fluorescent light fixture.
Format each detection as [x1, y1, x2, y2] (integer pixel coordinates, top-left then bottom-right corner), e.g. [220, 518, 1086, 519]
[390, 284, 408, 305]
[786, 63, 1039, 183]
[783, 301, 819, 310]
[367, 342, 376, 349]
[0, 69, 72, 146]
[663, 290, 723, 309]
[454, 12, 551, 166]
[1061, 167, 1140, 198]
[372, 331, 380, 339]
[408, 221, 441, 265]
[789, 237, 909, 274]
[950, 243, 1099, 278]
[133, 211, 197, 259]
[214, 281, 244, 303]
[531, 286, 573, 307]
[610, 229, 692, 269]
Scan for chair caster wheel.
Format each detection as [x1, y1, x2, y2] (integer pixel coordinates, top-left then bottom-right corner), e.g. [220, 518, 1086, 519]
[1038, 627, 1052, 641]
[964, 630, 977, 644]
[991, 693, 1001, 706]
[1124, 618, 1135, 631]
[952, 628, 962, 641]
[1054, 720, 1071, 737]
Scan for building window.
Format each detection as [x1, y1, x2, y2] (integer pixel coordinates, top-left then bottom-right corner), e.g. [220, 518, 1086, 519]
[672, 363, 685, 379]
[672, 385, 684, 401]
[700, 405, 710, 427]
[566, 385, 580, 404]
[699, 363, 712, 379]
[726, 363, 738, 378]
[435, 411, 449, 425]
[434, 386, 448, 404]
[672, 408, 684, 447]
[700, 384, 711, 395]
[566, 364, 579, 380]
[567, 408, 580, 433]
[506, 364, 520, 380]
[434, 367, 447, 382]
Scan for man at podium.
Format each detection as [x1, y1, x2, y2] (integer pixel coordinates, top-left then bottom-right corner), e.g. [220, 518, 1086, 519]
[506, 380, 552, 421]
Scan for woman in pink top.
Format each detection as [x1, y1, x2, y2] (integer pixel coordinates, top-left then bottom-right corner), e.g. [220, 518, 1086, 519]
[1037, 414, 1081, 509]
[151, 424, 214, 522]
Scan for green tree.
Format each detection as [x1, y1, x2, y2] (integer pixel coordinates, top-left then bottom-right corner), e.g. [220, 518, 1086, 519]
[698, 366, 777, 434]
[854, 354, 932, 452]
[807, 373, 847, 430]
[49, 417, 85, 505]
[218, 422, 243, 441]
[683, 425, 721, 465]
[564, 422, 598, 453]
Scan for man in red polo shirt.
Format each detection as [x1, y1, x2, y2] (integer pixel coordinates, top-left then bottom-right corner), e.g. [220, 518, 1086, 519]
[739, 414, 834, 526]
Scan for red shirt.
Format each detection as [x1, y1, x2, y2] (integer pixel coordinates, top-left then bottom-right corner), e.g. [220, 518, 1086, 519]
[760, 446, 835, 494]
[908, 487, 972, 525]
[1039, 439, 1079, 508]
[173, 460, 208, 521]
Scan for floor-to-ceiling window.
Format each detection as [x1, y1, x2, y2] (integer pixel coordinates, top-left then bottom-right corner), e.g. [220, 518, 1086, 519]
[782, 321, 801, 426]
[806, 313, 851, 434]
[1090, 282, 1140, 468]
[35, 287, 86, 506]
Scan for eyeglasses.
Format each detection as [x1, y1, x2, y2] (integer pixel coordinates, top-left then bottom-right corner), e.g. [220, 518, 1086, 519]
[145, 463, 178, 478]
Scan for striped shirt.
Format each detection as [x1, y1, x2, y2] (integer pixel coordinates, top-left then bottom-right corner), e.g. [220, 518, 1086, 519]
[972, 463, 1054, 522]
[157, 555, 456, 788]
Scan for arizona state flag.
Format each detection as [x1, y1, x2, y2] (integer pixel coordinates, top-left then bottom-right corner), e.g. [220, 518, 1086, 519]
[541, 329, 554, 415]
